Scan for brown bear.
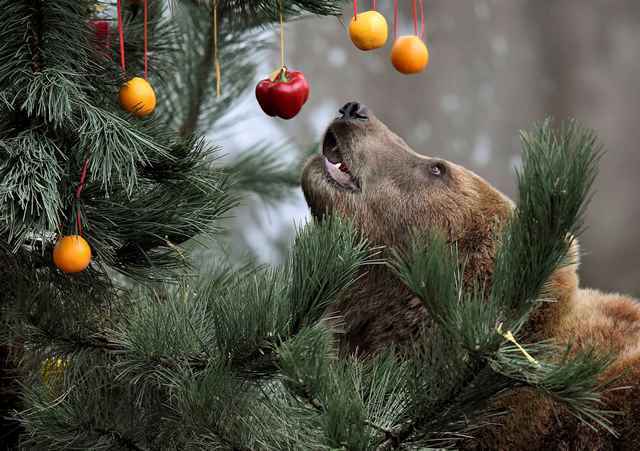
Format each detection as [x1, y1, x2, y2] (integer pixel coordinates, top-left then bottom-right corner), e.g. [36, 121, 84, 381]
[301, 102, 640, 450]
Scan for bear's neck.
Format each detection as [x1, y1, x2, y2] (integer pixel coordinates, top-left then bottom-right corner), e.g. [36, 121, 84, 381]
[329, 264, 430, 356]
[330, 255, 578, 356]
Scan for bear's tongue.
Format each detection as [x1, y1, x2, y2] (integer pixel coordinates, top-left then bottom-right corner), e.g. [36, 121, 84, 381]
[323, 156, 356, 190]
[331, 158, 350, 174]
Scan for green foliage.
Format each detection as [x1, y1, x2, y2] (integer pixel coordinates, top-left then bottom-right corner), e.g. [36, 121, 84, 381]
[491, 120, 601, 329]
[222, 143, 302, 201]
[11, 219, 375, 449]
[0, 0, 324, 277]
[1, 0, 346, 447]
[9, 117, 617, 448]
[174, 0, 345, 23]
[390, 120, 614, 445]
[1, 0, 618, 449]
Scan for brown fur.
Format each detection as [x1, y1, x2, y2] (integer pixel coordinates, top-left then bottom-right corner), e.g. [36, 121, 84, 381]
[301, 108, 640, 450]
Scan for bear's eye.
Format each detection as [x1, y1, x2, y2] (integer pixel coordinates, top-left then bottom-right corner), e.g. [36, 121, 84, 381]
[429, 162, 446, 177]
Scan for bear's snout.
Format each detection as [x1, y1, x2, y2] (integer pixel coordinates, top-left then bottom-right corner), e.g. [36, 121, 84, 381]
[338, 101, 369, 121]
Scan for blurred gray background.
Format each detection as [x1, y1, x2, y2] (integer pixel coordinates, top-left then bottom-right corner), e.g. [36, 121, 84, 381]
[216, 0, 639, 296]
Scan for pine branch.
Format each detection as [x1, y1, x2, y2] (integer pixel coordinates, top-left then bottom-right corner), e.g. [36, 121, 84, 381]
[222, 143, 302, 201]
[178, 18, 214, 138]
[389, 120, 612, 446]
[172, 0, 345, 22]
[491, 119, 602, 330]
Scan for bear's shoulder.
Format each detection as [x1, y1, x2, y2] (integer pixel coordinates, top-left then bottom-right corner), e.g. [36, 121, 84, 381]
[557, 288, 640, 359]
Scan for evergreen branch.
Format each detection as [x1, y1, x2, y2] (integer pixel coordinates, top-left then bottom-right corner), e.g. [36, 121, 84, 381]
[222, 143, 301, 201]
[490, 342, 617, 435]
[164, 3, 266, 136]
[287, 217, 379, 335]
[390, 120, 611, 446]
[178, 9, 214, 138]
[0, 2, 32, 90]
[0, 130, 66, 244]
[491, 119, 602, 330]
[172, 0, 345, 23]
[89, 427, 148, 451]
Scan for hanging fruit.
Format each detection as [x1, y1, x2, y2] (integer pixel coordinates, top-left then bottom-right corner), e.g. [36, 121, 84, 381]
[391, 0, 429, 74]
[116, 0, 154, 116]
[256, 0, 309, 119]
[391, 36, 429, 74]
[119, 77, 157, 117]
[53, 235, 92, 273]
[349, 1, 388, 51]
[256, 68, 309, 120]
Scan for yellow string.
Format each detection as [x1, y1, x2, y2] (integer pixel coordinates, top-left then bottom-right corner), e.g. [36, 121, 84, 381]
[496, 323, 540, 367]
[279, 0, 285, 70]
[213, 0, 221, 97]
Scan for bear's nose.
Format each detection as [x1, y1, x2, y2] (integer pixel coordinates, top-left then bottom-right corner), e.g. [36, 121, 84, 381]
[339, 102, 369, 121]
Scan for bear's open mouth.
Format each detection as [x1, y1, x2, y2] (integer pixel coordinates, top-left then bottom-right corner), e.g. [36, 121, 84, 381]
[322, 129, 359, 191]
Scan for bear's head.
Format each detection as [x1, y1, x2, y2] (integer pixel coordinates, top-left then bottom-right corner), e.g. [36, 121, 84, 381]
[302, 102, 513, 283]
[301, 102, 577, 354]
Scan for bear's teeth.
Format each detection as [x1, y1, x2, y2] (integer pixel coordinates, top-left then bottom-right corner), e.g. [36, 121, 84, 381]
[336, 162, 350, 173]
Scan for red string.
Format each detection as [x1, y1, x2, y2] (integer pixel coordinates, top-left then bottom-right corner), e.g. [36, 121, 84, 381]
[143, 0, 148, 79]
[393, 0, 398, 40]
[106, 20, 111, 50]
[74, 159, 90, 236]
[76, 210, 82, 236]
[420, 0, 425, 39]
[75, 160, 90, 200]
[353, 0, 357, 19]
[117, 0, 126, 71]
[371, 0, 376, 9]
[412, 0, 418, 36]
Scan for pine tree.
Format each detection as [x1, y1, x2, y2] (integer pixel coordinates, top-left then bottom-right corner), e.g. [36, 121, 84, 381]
[0, 1, 615, 449]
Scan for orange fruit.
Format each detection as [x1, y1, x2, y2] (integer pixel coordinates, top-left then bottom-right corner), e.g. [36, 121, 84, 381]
[53, 235, 92, 273]
[391, 36, 429, 74]
[118, 77, 156, 117]
[349, 10, 388, 51]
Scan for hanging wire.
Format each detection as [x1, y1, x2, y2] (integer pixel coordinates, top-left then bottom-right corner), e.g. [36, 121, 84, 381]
[116, 0, 126, 70]
[74, 160, 90, 236]
[393, 0, 398, 40]
[279, 0, 286, 70]
[420, 0, 425, 39]
[213, 0, 221, 96]
[412, 0, 418, 36]
[143, 0, 148, 78]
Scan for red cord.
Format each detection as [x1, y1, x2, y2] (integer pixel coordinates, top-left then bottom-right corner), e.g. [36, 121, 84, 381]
[372, 0, 376, 9]
[420, 0, 425, 39]
[143, 0, 148, 79]
[117, 0, 126, 71]
[76, 210, 82, 236]
[393, 0, 398, 40]
[74, 159, 90, 236]
[75, 160, 90, 200]
[412, 0, 418, 36]
[353, 0, 357, 19]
